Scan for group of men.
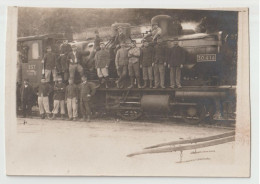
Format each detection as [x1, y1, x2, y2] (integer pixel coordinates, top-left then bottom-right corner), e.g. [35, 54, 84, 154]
[20, 76, 96, 122]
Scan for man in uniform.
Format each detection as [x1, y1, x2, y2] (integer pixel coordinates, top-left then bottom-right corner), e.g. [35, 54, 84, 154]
[37, 77, 53, 119]
[94, 43, 110, 88]
[20, 79, 34, 118]
[153, 43, 167, 88]
[67, 45, 84, 80]
[115, 43, 129, 88]
[65, 78, 79, 121]
[167, 41, 186, 88]
[79, 76, 96, 122]
[52, 77, 66, 119]
[56, 39, 72, 83]
[42, 46, 57, 82]
[128, 41, 141, 88]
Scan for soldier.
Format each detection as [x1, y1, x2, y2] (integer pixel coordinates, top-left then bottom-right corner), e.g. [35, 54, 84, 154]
[52, 77, 66, 119]
[20, 79, 34, 118]
[167, 41, 186, 88]
[140, 40, 154, 88]
[115, 43, 129, 88]
[42, 46, 57, 82]
[94, 43, 110, 88]
[153, 43, 167, 88]
[56, 39, 72, 83]
[79, 76, 96, 122]
[37, 77, 53, 119]
[128, 41, 141, 88]
[65, 78, 79, 121]
[67, 45, 84, 80]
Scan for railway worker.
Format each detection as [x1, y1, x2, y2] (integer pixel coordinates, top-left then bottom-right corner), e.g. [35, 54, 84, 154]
[127, 40, 142, 89]
[140, 39, 154, 88]
[67, 44, 84, 80]
[20, 79, 34, 118]
[79, 76, 96, 122]
[65, 78, 79, 121]
[37, 77, 53, 119]
[51, 77, 66, 120]
[56, 39, 72, 83]
[94, 30, 102, 51]
[153, 43, 167, 88]
[167, 41, 186, 88]
[94, 43, 110, 88]
[115, 43, 129, 88]
[42, 46, 57, 82]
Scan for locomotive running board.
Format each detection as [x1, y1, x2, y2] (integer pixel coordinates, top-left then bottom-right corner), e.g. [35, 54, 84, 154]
[127, 136, 235, 157]
[144, 131, 235, 149]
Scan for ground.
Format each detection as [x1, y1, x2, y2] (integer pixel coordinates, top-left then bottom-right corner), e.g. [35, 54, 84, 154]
[6, 117, 247, 177]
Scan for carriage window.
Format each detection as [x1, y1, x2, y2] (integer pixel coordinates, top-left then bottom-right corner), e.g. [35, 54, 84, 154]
[31, 42, 39, 59]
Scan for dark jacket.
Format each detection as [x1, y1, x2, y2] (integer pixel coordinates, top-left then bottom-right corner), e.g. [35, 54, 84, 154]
[79, 82, 96, 101]
[43, 52, 57, 70]
[94, 35, 102, 50]
[141, 46, 154, 67]
[94, 49, 110, 68]
[167, 45, 187, 67]
[37, 83, 52, 97]
[153, 44, 166, 64]
[67, 51, 82, 64]
[115, 47, 129, 68]
[65, 84, 79, 99]
[60, 44, 72, 55]
[53, 83, 66, 101]
[20, 84, 34, 104]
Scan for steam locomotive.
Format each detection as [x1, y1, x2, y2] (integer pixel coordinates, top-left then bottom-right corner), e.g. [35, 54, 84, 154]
[17, 15, 236, 124]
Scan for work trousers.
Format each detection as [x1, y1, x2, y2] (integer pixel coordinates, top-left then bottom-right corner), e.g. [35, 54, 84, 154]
[153, 63, 165, 87]
[52, 100, 65, 115]
[45, 69, 57, 82]
[117, 65, 128, 87]
[69, 64, 84, 79]
[128, 62, 140, 78]
[142, 66, 153, 80]
[67, 97, 78, 118]
[170, 67, 181, 86]
[22, 101, 32, 117]
[38, 96, 50, 115]
[80, 100, 91, 116]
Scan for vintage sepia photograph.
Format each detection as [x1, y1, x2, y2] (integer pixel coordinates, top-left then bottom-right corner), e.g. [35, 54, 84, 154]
[5, 6, 250, 177]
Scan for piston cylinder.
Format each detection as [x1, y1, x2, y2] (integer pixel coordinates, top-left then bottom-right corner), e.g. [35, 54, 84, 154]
[141, 95, 170, 113]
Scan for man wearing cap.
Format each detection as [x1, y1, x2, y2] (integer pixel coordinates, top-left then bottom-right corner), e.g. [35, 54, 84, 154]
[128, 41, 141, 88]
[140, 40, 154, 88]
[167, 41, 186, 88]
[115, 43, 129, 88]
[42, 46, 57, 82]
[94, 43, 110, 88]
[37, 78, 53, 119]
[67, 45, 84, 80]
[56, 39, 72, 83]
[52, 77, 66, 119]
[153, 43, 167, 88]
[20, 79, 34, 118]
[79, 76, 96, 122]
[65, 78, 79, 121]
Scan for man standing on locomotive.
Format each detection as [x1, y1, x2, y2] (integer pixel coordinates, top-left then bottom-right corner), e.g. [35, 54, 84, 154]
[65, 78, 79, 121]
[140, 39, 154, 88]
[115, 43, 129, 88]
[42, 46, 57, 82]
[56, 39, 72, 83]
[37, 77, 53, 119]
[94, 43, 110, 88]
[67, 44, 84, 80]
[153, 43, 167, 88]
[128, 40, 142, 88]
[52, 77, 66, 120]
[167, 41, 186, 88]
[79, 76, 96, 122]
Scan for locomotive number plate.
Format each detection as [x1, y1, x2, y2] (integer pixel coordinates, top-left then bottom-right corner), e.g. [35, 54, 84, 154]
[197, 54, 216, 62]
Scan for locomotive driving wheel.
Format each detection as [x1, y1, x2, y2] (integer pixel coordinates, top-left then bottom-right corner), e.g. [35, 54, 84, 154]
[181, 104, 206, 125]
[117, 109, 143, 121]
